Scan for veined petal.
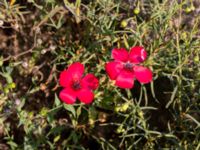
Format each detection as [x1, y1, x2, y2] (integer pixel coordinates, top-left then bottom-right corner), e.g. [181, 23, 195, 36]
[82, 74, 99, 90]
[77, 89, 94, 104]
[134, 66, 153, 84]
[59, 88, 77, 104]
[129, 46, 147, 63]
[112, 48, 129, 62]
[105, 61, 123, 80]
[115, 70, 134, 89]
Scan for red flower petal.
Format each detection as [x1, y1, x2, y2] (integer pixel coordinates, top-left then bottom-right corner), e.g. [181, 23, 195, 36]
[112, 48, 129, 62]
[59, 62, 84, 87]
[82, 74, 99, 90]
[59, 70, 71, 87]
[115, 70, 134, 89]
[67, 62, 84, 79]
[77, 89, 94, 104]
[129, 46, 147, 63]
[134, 66, 153, 84]
[59, 88, 77, 104]
[105, 61, 123, 80]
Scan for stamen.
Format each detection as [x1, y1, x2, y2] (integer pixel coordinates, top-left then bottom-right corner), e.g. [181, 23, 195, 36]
[124, 62, 134, 71]
[72, 80, 81, 90]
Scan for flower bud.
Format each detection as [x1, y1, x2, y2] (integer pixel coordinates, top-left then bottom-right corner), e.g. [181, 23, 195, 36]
[185, 7, 192, 13]
[120, 103, 129, 112]
[181, 32, 187, 40]
[133, 8, 140, 15]
[121, 20, 128, 28]
[194, 55, 199, 63]
[138, 111, 144, 118]
[4, 87, 9, 94]
[114, 106, 121, 112]
[9, 82, 16, 89]
[116, 126, 125, 134]
[89, 118, 95, 126]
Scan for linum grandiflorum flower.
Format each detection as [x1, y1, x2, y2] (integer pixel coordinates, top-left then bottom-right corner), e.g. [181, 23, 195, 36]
[105, 46, 153, 89]
[59, 62, 99, 104]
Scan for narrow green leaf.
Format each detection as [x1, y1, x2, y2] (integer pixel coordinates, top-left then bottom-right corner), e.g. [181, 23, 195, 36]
[54, 93, 61, 107]
[166, 85, 178, 108]
[64, 104, 76, 117]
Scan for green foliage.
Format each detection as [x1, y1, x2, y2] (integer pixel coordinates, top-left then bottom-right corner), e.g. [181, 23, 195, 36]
[0, 0, 200, 149]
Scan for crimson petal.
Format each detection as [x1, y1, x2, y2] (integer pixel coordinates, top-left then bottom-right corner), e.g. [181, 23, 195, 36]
[115, 70, 134, 89]
[59, 70, 72, 87]
[67, 62, 84, 79]
[59, 62, 84, 87]
[105, 61, 123, 80]
[77, 89, 94, 104]
[59, 88, 77, 104]
[112, 48, 129, 62]
[134, 66, 153, 84]
[82, 74, 99, 90]
[129, 46, 147, 63]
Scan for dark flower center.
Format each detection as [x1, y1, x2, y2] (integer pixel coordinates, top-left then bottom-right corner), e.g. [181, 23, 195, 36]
[71, 80, 81, 90]
[124, 62, 134, 71]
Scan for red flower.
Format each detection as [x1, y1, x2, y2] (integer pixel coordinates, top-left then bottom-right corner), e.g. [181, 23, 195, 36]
[105, 46, 153, 89]
[59, 62, 99, 104]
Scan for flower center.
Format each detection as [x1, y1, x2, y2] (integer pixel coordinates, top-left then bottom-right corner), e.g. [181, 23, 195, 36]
[124, 62, 134, 71]
[71, 80, 81, 90]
